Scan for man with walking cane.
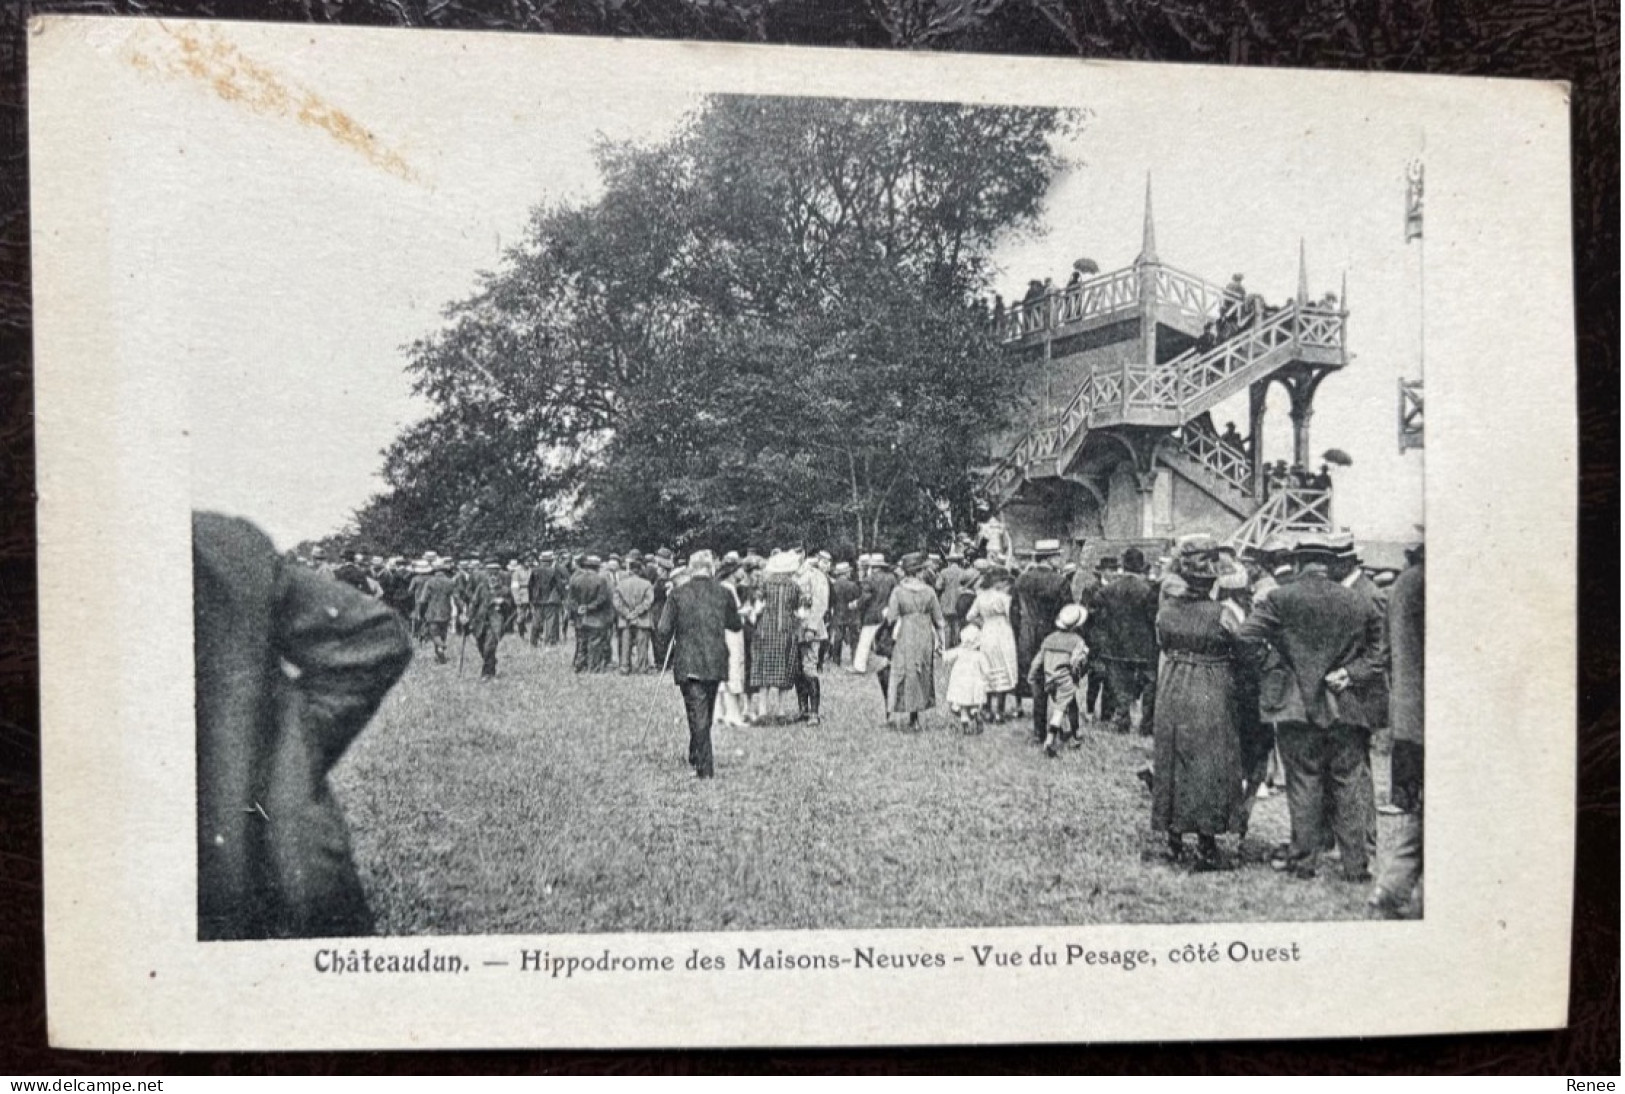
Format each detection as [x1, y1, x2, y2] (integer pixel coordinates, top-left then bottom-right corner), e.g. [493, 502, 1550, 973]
[654, 550, 742, 781]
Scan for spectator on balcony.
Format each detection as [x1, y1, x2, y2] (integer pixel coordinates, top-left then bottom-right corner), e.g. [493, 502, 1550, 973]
[1023, 279, 1046, 305]
[1195, 321, 1220, 355]
[1220, 422, 1245, 454]
[991, 294, 1005, 330]
[1219, 273, 1247, 337]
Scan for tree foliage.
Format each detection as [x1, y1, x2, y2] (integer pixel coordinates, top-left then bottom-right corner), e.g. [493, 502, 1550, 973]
[355, 94, 1079, 555]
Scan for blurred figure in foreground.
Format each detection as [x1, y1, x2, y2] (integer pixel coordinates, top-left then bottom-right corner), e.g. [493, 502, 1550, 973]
[1371, 538, 1425, 917]
[193, 511, 411, 940]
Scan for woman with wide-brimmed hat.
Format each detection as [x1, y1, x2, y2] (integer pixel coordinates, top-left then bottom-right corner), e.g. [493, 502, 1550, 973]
[1150, 535, 1244, 871]
[882, 551, 946, 730]
[965, 564, 1019, 723]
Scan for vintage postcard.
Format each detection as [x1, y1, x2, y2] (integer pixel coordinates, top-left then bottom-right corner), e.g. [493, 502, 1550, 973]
[32, 17, 1575, 1049]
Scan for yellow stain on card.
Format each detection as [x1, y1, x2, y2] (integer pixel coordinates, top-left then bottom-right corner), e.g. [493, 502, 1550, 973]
[131, 25, 419, 184]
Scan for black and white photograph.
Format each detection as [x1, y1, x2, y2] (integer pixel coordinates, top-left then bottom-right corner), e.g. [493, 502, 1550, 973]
[31, 18, 1574, 1049]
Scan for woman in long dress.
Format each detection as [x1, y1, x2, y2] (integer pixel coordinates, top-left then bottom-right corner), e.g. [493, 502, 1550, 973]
[882, 553, 945, 730]
[965, 568, 1019, 722]
[748, 551, 802, 723]
[1151, 550, 1243, 870]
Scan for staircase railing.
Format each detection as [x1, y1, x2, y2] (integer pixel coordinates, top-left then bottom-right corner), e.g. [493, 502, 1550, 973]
[997, 266, 1140, 343]
[1224, 486, 1334, 553]
[1174, 422, 1254, 497]
[982, 415, 1063, 504]
[984, 299, 1345, 505]
[1152, 264, 1229, 329]
[1171, 305, 1299, 411]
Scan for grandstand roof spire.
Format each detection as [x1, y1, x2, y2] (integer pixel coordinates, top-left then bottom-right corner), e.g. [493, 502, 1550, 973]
[1137, 173, 1157, 265]
[1340, 269, 1348, 312]
[1296, 238, 1309, 305]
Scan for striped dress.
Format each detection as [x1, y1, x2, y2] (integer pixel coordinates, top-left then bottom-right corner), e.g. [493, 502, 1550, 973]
[966, 588, 1018, 693]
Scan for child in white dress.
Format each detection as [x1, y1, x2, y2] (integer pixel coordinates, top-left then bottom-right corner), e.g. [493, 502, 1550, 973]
[941, 624, 991, 734]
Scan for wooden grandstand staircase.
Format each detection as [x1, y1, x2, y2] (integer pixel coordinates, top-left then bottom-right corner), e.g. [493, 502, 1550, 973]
[980, 202, 1347, 551]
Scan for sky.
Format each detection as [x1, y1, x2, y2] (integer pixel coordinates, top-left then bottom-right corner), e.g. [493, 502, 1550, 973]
[95, 22, 1425, 549]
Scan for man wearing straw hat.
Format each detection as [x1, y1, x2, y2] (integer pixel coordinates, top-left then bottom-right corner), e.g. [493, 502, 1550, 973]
[827, 560, 861, 669]
[1237, 532, 1386, 881]
[1016, 539, 1071, 741]
[414, 559, 456, 663]
[850, 551, 896, 674]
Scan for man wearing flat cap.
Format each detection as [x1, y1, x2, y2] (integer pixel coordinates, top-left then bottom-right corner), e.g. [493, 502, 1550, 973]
[1236, 533, 1386, 881]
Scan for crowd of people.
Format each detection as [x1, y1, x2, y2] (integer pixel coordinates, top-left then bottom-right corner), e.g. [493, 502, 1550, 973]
[291, 518, 1424, 920]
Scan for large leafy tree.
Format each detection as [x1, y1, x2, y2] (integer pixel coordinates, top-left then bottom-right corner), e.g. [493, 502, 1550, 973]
[354, 94, 1079, 555]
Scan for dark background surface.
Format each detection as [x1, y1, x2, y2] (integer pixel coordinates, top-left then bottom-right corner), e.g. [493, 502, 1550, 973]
[0, 0, 1616, 1075]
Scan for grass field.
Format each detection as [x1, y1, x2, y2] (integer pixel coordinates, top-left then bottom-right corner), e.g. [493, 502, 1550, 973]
[334, 635, 1382, 934]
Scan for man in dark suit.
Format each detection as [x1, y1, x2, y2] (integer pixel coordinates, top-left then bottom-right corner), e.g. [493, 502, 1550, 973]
[850, 552, 897, 673]
[655, 550, 743, 780]
[467, 561, 509, 679]
[1090, 545, 1160, 735]
[566, 555, 614, 673]
[415, 559, 457, 663]
[1371, 540, 1424, 916]
[193, 511, 411, 939]
[827, 561, 862, 668]
[1236, 533, 1386, 881]
[1015, 539, 1073, 742]
[529, 550, 564, 646]
[936, 547, 970, 649]
[1329, 532, 1389, 858]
